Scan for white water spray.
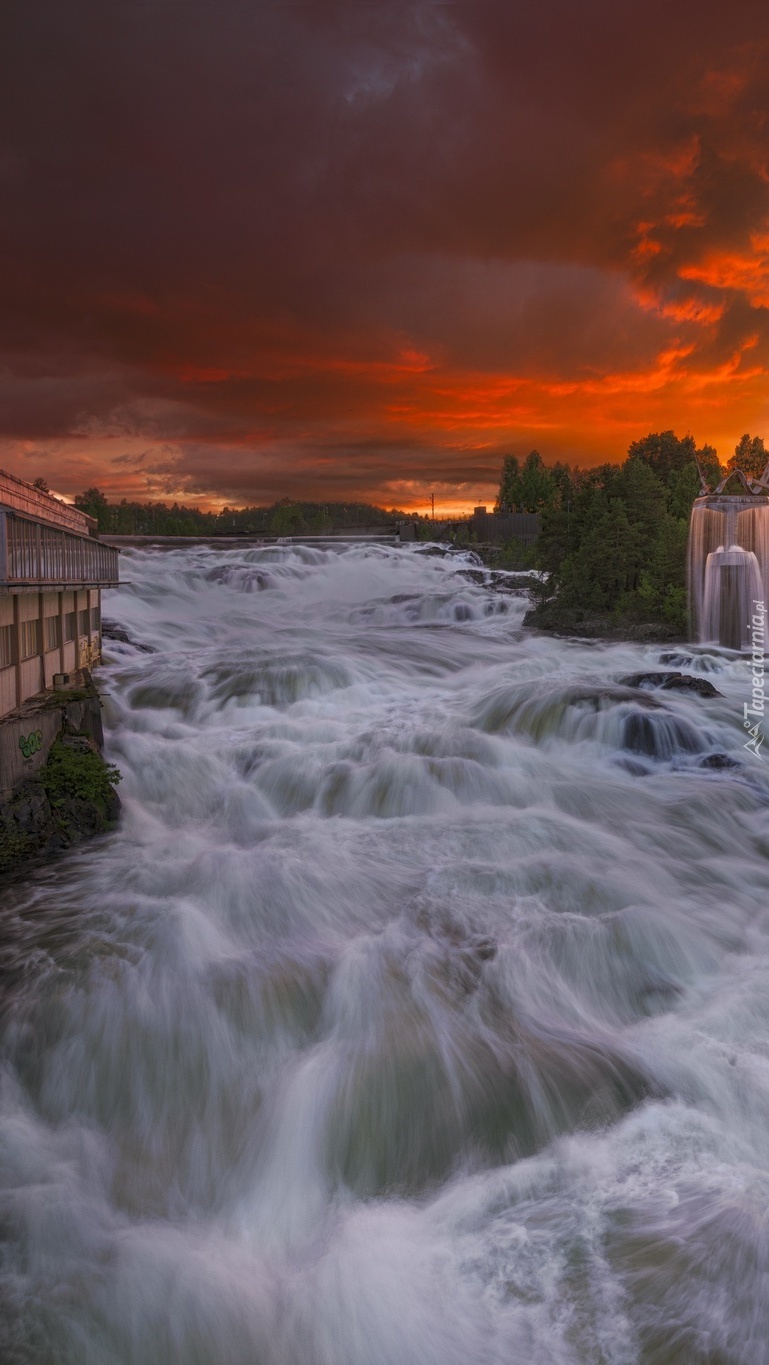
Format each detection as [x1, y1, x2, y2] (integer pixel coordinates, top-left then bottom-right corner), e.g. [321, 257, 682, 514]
[1, 542, 769, 1363]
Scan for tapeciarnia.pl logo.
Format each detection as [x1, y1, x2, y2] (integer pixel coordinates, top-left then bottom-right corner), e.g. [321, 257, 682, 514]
[744, 598, 766, 760]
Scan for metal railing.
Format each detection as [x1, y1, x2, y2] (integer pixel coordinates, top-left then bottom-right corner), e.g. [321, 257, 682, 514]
[0, 512, 120, 587]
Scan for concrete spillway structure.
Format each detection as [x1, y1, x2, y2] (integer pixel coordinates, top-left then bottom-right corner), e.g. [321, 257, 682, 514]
[688, 491, 769, 649]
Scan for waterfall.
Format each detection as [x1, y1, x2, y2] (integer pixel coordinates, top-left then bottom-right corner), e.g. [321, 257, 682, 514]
[3, 542, 769, 1362]
[688, 495, 769, 648]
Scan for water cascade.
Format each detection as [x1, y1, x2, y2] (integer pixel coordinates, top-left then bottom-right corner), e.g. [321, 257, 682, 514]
[3, 542, 769, 1362]
[688, 470, 769, 648]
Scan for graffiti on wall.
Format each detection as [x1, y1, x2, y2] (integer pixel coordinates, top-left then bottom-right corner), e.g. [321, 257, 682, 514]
[79, 639, 102, 668]
[19, 730, 43, 759]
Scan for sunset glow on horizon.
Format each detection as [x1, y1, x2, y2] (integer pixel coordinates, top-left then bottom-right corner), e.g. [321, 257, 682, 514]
[2, 2, 769, 510]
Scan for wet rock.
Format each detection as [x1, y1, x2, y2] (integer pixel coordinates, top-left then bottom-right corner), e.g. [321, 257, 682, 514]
[612, 755, 653, 777]
[0, 740, 121, 872]
[467, 934, 497, 962]
[623, 711, 701, 758]
[658, 651, 694, 667]
[488, 571, 536, 593]
[698, 752, 740, 770]
[618, 671, 723, 698]
[102, 620, 156, 653]
[6, 781, 51, 837]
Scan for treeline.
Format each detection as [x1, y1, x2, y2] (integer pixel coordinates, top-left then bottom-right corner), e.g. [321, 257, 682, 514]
[72, 491, 417, 537]
[500, 431, 766, 633]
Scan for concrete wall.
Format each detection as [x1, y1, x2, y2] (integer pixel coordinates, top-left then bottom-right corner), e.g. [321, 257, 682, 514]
[0, 692, 104, 798]
[0, 707, 63, 796]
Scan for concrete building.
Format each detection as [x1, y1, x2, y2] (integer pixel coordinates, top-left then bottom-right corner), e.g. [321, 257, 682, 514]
[0, 470, 120, 720]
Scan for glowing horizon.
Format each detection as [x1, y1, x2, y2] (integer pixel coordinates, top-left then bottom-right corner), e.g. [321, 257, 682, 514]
[2, 3, 769, 509]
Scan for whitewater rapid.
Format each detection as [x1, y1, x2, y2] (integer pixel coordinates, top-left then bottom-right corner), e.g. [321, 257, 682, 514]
[3, 541, 769, 1364]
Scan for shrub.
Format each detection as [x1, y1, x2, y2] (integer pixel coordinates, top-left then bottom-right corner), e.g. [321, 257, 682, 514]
[40, 739, 121, 809]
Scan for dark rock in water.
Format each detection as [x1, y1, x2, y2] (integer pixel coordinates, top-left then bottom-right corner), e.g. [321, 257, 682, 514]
[623, 711, 701, 757]
[698, 752, 740, 770]
[658, 651, 694, 667]
[488, 571, 536, 594]
[102, 620, 156, 653]
[618, 671, 722, 698]
[414, 545, 484, 565]
[613, 755, 653, 776]
[454, 567, 532, 596]
[470, 935, 497, 962]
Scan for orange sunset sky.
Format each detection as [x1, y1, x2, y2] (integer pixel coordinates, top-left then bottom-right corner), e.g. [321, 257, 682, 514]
[2, 1, 769, 514]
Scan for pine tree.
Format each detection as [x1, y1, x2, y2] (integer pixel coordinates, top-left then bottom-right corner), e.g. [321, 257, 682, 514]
[728, 434, 767, 479]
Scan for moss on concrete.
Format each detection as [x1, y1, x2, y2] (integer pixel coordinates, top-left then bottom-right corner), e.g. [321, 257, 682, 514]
[0, 733, 121, 873]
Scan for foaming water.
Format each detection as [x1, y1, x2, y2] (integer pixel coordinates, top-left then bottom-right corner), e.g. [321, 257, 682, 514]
[2, 542, 769, 1363]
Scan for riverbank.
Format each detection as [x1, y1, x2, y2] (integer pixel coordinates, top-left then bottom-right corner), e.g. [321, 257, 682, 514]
[428, 539, 684, 641]
[521, 598, 685, 642]
[0, 675, 121, 871]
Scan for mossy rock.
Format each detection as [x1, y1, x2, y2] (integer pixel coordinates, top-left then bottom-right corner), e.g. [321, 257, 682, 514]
[0, 737, 121, 873]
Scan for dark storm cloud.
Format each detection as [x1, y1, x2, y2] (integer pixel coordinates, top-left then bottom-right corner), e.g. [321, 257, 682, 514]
[2, 0, 769, 504]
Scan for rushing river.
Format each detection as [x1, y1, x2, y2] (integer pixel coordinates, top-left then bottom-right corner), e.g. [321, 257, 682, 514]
[2, 541, 769, 1364]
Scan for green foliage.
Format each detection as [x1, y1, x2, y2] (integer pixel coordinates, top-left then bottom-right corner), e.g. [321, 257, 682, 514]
[0, 823, 31, 871]
[665, 463, 701, 520]
[75, 487, 111, 525]
[414, 521, 437, 541]
[40, 740, 121, 810]
[496, 450, 567, 513]
[496, 538, 539, 570]
[43, 688, 92, 708]
[728, 434, 767, 479]
[496, 455, 519, 512]
[72, 491, 420, 537]
[627, 430, 721, 485]
[533, 429, 712, 634]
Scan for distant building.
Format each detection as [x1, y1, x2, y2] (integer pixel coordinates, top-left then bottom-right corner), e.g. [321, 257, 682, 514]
[469, 507, 541, 545]
[0, 470, 120, 719]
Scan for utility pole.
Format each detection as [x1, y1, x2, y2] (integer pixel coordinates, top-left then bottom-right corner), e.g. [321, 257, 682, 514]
[430, 493, 435, 521]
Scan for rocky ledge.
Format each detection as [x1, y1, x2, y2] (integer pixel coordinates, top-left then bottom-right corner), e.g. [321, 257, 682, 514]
[522, 601, 683, 643]
[0, 683, 121, 873]
[617, 671, 723, 698]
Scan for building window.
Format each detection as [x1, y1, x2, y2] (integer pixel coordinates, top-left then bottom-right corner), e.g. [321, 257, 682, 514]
[64, 611, 77, 642]
[44, 615, 61, 651]
[79, 608, 90, 636]
[0, 624, 15, 670]
[90, 604, 100, 632]
[20, 619, 42, 659]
